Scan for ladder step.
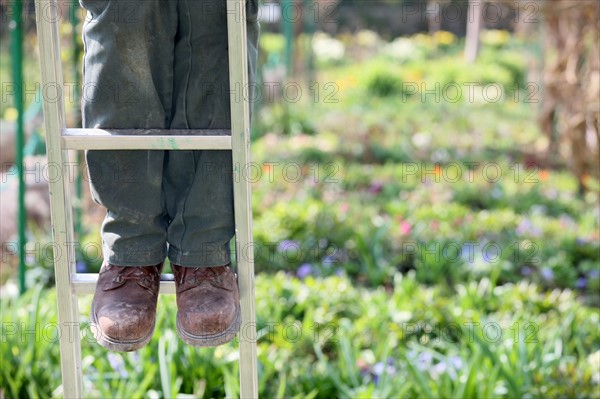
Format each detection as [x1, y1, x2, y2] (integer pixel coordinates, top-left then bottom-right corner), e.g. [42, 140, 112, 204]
[72, 273, 176, 295]
[62, 128, 232, 150]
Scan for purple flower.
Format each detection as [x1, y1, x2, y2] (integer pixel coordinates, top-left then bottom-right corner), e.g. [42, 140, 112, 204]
[540, 267, 554, 281]
[482, 243, 500, 263]
[416, 351, 433, 371]
[278, 240, 300, 253]
[372, 360, 396, 386]
[588, 270, 600, 279]
[449, 356, 463, 370]
[516, 219, 542, 237]
[368, 181, 384, 195]
[559, 214, 574, 226]
[431, 356, 463, 380]
[516, 219, 531, 236]
[531, 227, 543, 236]
[107, 353, 128, 378]
[360, 368, 370, 379]
[448, 356, 463, 380]
[322, 255, 336, 267]
[461, 243, 479, 264]
[335, 268, 344, 277]
[371, 364, 382, 385]
[521, 266, 533, 276]
[373, 373, 380, 386]
[373, 362, 385, 376]
[431, 361, 447, 378]
[575, 277, 587, 289]
[76, 261, 87, 273]
[386, 357, 396, 375]
[297, 263, 313, 279]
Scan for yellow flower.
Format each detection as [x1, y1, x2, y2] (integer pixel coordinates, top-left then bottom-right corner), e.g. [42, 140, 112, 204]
[434, 31, 456, 46]
[4, 107, 18, 121]
[481, 30, 511, 47]
[404, 69, 424, 83]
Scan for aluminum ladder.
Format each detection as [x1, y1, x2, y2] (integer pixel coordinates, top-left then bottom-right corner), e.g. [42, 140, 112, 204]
[34, 0, 258, 397]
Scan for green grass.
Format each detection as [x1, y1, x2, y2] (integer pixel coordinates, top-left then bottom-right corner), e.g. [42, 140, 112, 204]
[1, 273, 599, 398]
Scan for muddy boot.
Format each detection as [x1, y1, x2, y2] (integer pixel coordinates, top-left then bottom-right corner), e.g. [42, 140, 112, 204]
[90, 263, 163, 351]
[172, 264, 240, 347]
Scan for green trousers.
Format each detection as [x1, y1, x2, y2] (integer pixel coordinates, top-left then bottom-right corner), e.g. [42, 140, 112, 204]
[80, 0, 259, 267]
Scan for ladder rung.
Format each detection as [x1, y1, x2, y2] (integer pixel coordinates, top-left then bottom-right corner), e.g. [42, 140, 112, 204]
[62, 128, 232, 150]
[72, 273, 176, 295]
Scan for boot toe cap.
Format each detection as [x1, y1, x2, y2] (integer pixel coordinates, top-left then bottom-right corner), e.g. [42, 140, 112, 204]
[94, 304, 154, 342]
[179, 300, 238, 336]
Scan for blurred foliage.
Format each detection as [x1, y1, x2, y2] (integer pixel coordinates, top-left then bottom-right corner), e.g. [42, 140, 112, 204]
[2, 14, 599, 399]
[2, 273, 599, 398]
[247, 30, 600, 303]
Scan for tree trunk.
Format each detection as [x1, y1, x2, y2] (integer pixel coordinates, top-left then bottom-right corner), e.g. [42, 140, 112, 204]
[465, 0, 483, 63]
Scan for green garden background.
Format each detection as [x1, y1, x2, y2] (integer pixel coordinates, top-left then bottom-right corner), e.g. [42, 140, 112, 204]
[1, 0, 599, 398]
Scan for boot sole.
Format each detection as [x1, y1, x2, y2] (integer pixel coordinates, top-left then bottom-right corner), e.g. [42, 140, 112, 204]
[90, 301, 155, 352]
[176, 304, 241, 347]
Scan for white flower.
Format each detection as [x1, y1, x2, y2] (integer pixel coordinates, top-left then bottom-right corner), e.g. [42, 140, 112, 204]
[312, 32, 345, 62]
[384, 37, 422, 62]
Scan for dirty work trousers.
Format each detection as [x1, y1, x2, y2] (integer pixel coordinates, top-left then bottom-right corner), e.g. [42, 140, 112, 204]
[80, 0, 259, 267]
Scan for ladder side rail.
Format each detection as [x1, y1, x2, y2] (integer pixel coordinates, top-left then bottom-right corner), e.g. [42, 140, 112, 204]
[35, 1, 258, 397]
[226, 1, 258, 398]
[34, 0, 83, 396]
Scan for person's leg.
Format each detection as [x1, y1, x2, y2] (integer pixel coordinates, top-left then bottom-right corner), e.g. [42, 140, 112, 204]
[81, 0, 177, 351]
[165, 0, 260, 268]
[82, 0, 178, 266]
[164, 0, 260, 346]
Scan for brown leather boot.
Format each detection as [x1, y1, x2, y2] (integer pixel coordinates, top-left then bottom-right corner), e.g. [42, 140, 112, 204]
[172, 264, 240, 347]
[90, 263, 163, 352]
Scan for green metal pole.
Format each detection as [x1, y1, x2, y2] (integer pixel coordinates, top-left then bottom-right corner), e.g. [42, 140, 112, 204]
[281, 0, 295, 134]
[10, 0, 26, 294]
[304, 0, 316, 87]
[282, 0, 294, 77]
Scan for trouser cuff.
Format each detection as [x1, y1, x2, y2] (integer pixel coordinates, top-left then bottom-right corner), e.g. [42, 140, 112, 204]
[168, 243, 231, 267]
[105, 243, 167, 267]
